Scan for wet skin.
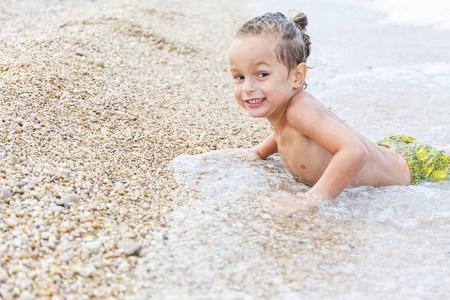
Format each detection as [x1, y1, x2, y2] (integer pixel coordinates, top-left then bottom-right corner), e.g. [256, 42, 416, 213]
[229, 35, 410, 206]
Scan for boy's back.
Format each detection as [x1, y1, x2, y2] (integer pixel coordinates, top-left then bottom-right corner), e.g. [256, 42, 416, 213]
[269, 90, 411, 199]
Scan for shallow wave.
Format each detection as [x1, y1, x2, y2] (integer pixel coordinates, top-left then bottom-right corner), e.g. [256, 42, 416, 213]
[315, 62, 450, 143]
[371, 0, 450, 29]
[159, 150, 450, 298]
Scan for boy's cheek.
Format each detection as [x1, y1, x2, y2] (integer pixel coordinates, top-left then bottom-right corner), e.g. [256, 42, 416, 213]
[235, 98, 245, 109]
[233, 89, 242, 103]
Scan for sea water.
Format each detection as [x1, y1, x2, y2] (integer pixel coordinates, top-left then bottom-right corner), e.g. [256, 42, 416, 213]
[247, 0, 450, 30]
[155, 0, 450, 298]
[144, 149, 450, 299]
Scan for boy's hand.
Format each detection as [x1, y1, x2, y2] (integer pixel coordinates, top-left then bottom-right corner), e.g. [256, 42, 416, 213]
[262, 192, 322, 217]
[246, 151, 261, 162]
[223, 149, 261, 161]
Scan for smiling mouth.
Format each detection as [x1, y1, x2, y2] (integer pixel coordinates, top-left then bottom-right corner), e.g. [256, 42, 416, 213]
[245, 98, 265, 104]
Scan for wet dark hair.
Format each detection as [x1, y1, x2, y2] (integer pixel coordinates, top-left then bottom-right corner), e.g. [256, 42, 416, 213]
[235, 11, 311, 88]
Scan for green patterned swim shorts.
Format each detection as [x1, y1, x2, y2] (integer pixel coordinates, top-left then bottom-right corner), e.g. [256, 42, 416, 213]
[377, 135, 450, 185]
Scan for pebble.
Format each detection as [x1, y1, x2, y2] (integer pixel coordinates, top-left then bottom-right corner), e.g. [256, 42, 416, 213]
[89, 203, 98, 211]
[40, 232, 51, 240]
[0, 288, 13, 300]
[80, 265, 95, 277]
[262, 213, 272, 219]
[117, 241, 142, 256]
[94, 58, 105, 67]
[0, 268, 9, 282]
[5, 218, 17, 227]
[35, 189, 46, 200]
[117, 261, 130, 272]
[75, 50, 86, 56]
[59, 251, 74, 262]
[18, 250, 29, 259]
[20, 291, 33, 299]
[50, 206, 64, 213]
[0, 189, 13, 200]
[85, 241, 102, 254]
[60, 194, 80, 204]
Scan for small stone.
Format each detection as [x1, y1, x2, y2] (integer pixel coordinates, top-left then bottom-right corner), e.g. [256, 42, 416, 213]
[0, 268, 9, 283]
[117, 261, 130, 272]
[47, 242, 56, 250]
[21, 192, 31, 200]
[0, 288, 13, 300]
[0, 189, 13, 200]
[15, 181, 26, 188]
[80, 265, 95, 277]
[60, 194, 80, 204]
[36, 189, 46, 199]
[85, 241, 102, 254]
[18, 250, 29, 259]
[104, 250, 121, 259]
[108, 125, 116, 130]
[70, 264, 83, 274]
[59, 251, 74, 262]
[262, 213, 272, 219]
[117, 241, 142, 256]
[5, 218, 17, 227]
[94, 58, 105, 67]
[50, 206, 64, 213]
[72, 231, 81, 238]
[41, 232, 51, 240]
[20, 291, 33, 299]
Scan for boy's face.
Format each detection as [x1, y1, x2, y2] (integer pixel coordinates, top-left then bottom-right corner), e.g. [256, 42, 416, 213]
[229, 35, 299, 120]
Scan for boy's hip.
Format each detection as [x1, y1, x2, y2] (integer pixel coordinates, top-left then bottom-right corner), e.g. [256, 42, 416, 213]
[376, 135, 449, 185]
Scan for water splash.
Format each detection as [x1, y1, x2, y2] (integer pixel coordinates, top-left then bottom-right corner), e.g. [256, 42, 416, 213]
[134, 150, 450, 299]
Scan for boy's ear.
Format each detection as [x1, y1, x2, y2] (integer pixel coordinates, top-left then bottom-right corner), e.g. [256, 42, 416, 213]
[292, 63, 307, 89]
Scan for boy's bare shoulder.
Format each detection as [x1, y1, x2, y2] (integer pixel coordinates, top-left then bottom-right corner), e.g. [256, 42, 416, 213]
[286, 91, 326, 130]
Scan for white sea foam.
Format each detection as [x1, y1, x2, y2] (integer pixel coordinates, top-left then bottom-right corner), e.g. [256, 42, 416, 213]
[314, 62, 450, 143]
[248, 0, 450, 30]
[371, 0, 450, 29]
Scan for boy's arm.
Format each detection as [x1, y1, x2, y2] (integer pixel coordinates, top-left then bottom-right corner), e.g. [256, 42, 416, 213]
[307, 140, 368, 200]
[287, 101, 369, 200]
[251, 132, 278, 159]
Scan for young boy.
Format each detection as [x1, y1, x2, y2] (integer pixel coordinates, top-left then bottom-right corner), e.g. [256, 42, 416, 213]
[228, 12, 449, 213]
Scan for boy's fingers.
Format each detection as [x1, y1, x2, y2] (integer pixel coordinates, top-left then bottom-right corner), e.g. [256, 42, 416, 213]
[247, 152, 261, 161]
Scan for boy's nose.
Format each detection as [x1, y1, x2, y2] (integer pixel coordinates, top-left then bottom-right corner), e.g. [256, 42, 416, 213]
[243, 78, 257, 94]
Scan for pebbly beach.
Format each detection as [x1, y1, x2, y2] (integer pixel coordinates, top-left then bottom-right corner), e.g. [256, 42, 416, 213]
[0, 0, 268, 298]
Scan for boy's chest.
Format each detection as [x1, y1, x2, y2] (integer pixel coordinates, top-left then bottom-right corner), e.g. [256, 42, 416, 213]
[275, 131, 331, 185]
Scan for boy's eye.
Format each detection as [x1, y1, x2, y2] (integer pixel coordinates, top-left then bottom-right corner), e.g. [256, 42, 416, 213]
[233, 75, 244, 81]
[258, 72, 269, 78]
